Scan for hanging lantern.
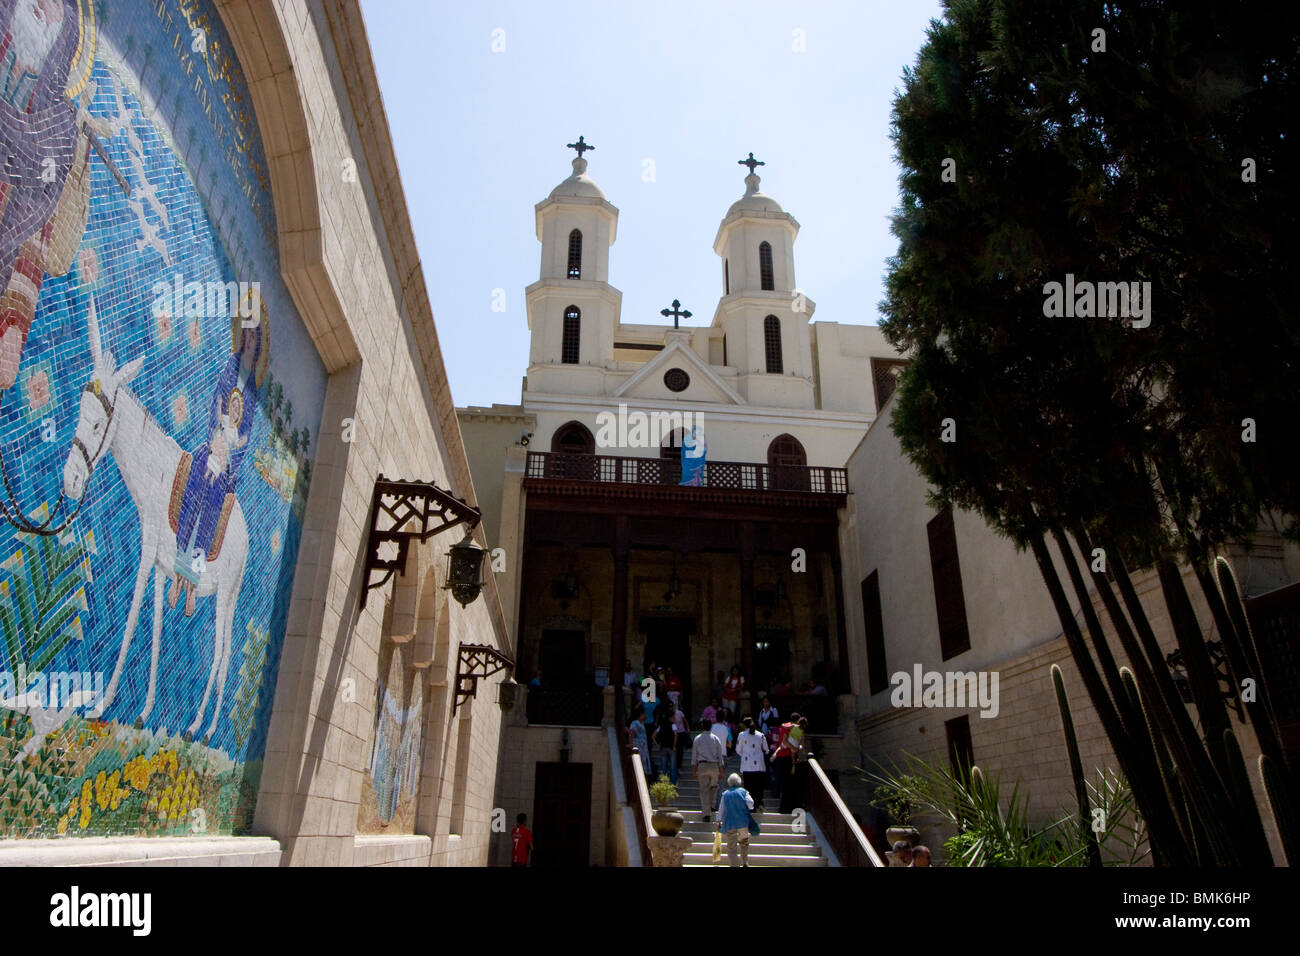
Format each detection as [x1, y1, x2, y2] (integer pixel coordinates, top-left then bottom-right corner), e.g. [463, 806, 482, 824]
[444, 526, 486, 607]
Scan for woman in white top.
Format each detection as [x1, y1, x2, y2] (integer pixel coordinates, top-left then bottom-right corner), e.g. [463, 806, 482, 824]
[736, 717, 770, 810]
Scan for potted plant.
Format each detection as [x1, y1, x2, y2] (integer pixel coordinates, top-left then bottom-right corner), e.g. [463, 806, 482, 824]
[871, 776, 922, 848]
[648, 776, 684, 837]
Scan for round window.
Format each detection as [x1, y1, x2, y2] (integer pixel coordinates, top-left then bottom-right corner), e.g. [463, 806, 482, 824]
[664, 368, 690, 392]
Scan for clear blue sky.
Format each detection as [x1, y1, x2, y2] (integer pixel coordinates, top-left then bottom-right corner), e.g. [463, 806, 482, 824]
[360, 0, 944, 408]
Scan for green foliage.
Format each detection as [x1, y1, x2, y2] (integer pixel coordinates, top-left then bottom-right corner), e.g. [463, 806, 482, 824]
[1057, 769, 1150, 867]
[0, 527, 94, 680]
[648, 775, 678, 807]
[866, 754, 1065, 866]
[881, 0, 1300, 867]
[865, 752, 1146, 867]
[229, 621, 271, 757]
[869, 774, 922, 826]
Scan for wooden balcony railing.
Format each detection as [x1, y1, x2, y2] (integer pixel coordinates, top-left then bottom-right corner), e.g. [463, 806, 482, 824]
[526, 451, 847, 495]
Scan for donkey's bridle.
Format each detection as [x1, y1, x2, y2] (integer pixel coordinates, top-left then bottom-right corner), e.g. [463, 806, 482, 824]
[0, 379, 115, 536]
[70, 379, 116, 477]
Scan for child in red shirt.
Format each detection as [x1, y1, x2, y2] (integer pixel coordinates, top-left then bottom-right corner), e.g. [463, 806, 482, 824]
[511, 813, 533, 867]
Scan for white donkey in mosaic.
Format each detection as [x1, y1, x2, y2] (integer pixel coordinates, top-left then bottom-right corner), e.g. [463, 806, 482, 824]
[61, 294, 247, 744]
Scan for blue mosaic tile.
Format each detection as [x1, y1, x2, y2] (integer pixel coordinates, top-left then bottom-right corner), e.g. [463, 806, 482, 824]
[0, 0, 325, 837]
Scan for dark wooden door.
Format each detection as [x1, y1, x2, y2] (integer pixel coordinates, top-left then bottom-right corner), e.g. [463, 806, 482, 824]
[532, 762, 592, 867]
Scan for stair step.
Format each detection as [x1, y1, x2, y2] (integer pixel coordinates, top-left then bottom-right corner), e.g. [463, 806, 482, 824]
[682, 852, 827, 867]
[683, 841, 821, 855]
[675, 809, 801, 822]
[679, 833, 815, 847]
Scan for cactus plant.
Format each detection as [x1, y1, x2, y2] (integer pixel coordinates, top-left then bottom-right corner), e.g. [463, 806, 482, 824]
[1052, 664, 1101, 866]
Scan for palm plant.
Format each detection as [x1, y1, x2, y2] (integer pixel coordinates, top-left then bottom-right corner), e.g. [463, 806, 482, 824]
[862, 753, 1147, 867]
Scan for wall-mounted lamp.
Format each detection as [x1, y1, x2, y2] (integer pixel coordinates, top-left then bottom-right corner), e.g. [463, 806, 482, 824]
[498, 677, 518, 713]
[444, 526, 487, 608]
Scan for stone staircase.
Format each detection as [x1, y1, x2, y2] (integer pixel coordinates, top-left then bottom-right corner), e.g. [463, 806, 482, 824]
[663, 746, 828, 867]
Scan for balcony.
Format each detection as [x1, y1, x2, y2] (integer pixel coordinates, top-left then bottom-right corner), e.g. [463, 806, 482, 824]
[525, 451, 847, 497]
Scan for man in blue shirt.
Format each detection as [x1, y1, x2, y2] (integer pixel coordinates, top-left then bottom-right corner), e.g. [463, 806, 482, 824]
[718, 773, 755, 867]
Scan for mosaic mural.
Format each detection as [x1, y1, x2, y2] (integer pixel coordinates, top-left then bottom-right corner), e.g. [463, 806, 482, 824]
[0, 0, 325, 838]
[357, 639, 424, 834]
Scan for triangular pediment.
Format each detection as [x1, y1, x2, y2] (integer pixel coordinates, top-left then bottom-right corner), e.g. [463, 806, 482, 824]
[613, 340, 745, 405]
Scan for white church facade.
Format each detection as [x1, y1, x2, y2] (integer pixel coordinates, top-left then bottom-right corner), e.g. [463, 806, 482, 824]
[459, 144, 909, 865]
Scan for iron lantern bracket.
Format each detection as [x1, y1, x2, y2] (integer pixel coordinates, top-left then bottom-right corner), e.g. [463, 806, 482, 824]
[360, 474, 482, 609]
[454, 643, 514, 713]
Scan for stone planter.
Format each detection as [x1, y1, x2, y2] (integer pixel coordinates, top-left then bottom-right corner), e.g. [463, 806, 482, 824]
[651, 808, 685, 837]
[886, 825, 920, 848]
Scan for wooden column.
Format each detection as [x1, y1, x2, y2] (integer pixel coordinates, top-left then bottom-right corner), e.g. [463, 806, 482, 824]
[739, 521, 756, 714]
[611, 515, 630, 726]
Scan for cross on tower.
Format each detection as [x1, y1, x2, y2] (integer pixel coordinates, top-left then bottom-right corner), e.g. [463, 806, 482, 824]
[566, 136, 595, 158]
[738, 152, 765, 175]
[660, 299, 692, 328]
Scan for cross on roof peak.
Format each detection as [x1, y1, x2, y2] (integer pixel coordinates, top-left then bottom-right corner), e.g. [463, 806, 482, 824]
[660, 299, 692, 328]
[738, 152, 765, 175]
[566, 136, 595, 158]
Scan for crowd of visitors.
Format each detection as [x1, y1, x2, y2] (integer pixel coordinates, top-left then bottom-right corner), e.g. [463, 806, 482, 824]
[623, 666, 832, 867]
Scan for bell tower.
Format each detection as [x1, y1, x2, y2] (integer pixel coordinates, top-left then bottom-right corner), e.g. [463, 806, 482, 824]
[711, 154, 814, 408]
[525, 137, 621, 393]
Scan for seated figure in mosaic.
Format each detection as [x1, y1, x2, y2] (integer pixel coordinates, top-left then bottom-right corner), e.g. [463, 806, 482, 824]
[0, 0, 111, 389]
[170, 319, 265, 616]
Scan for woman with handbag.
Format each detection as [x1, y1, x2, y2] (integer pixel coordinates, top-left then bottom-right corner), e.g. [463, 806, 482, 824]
[717, 773, 757, 867]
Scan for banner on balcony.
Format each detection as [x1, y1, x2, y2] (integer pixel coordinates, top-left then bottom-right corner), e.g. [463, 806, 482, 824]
[681, 427, 706, 486]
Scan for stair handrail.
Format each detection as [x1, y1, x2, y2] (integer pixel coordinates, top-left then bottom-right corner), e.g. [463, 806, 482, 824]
[807, 757, 885, 867]
[629, 747, 657, 850]
[607, 726, 643, 866]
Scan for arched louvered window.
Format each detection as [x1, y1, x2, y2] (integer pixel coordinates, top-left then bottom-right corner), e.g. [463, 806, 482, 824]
[767, 433, 808, 491]
[552, 421, 595, 455]
[763, 315, 783, 373]
[759, 241, 774, 291]
[724, 259, 730, 295]
[567, 229, 582, 279]
[548, 421, 597, 479]
[562, 306, 581, 364]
